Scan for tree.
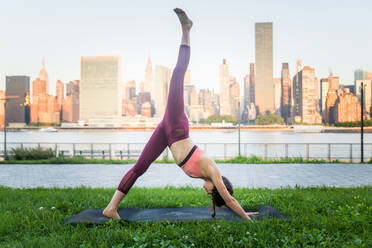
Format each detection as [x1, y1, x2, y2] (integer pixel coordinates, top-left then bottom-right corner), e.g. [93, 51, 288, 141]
[254, 114, 284, 125]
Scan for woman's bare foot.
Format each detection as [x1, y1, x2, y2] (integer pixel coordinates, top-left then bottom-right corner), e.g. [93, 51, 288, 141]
[174, 8, 193, 30]
[103, 207, 121, 220]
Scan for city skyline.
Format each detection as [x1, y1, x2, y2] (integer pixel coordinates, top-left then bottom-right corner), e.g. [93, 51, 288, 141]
[1, 0, 372, 94]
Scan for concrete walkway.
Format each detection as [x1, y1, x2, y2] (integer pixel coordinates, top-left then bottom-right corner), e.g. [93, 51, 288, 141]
[0, 163, 371, 189]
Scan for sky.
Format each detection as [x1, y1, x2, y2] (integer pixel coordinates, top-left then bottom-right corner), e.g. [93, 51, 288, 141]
[0, 0, 371, 95]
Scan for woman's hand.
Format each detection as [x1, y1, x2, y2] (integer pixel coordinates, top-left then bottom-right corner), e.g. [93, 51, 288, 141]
[246, 212, 259, 222]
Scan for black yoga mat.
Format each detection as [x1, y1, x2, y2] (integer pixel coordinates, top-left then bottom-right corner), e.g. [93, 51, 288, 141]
[66, 206, 289, 224]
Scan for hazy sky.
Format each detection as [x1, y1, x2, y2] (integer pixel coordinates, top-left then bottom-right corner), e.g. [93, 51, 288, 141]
[1, 0, 371, 95]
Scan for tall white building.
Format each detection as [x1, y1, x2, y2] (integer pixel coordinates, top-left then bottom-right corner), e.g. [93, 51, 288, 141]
[153, 65, 172, 117]
[80, 56, 122, 122]
[219, 59, 231, 116]
[144, 57, 153, 93]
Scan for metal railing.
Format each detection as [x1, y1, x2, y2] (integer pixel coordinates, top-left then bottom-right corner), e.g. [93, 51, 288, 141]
[1, 142, 371, 162]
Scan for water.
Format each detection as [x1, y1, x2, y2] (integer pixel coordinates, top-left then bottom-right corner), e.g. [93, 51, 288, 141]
[3, 130, 372, 144]
[2, 130, 372, 160]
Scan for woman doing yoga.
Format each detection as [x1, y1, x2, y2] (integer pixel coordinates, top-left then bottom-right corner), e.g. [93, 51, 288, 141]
[103, 8, 258, 222]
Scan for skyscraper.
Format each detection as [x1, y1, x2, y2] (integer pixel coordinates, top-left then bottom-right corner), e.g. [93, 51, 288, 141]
[328, 76, 339, 91]
[153, 65, 172, 117]
[355, 80, 372, 116]
[125, 80, 136, 100]
[5, 76, 30, 125]
[255, 22, 273, 115]
[80, 56, 122, 122]
[229, 76, 240, 118]
[320, 78, 329, 114]
[62, 80, 80, 123]
[293, 66, 322, 124]
[281, 63, 291, 121]
[144, 57, 153, 93]
[242, 74, 250, 122]
[273, 78, 281, 115]
[354, 69, 369, 85]
[56, 80, 64, 108]
[219, 59, 231, 116]
[249, 63, 255, 104]
[334, 89, 361, 122]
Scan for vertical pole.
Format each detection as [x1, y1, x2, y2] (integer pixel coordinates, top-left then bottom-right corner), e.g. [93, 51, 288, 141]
[264, 144, 268, 160]
[328, 144, 331, 162]
[361, 82, 364, 163]
[3, 101, 6, 160]
[73, 143, 76, 157]
[127, 144, 130, 160]
[91, 143, 93, 159]
[285, 144, 288, 159]
[109, 143, 112, 160]
[306, 144, 310, 160]
[349, 143, 352, 163]
[238, 101, 241, 157]
[224, 143, 226, 160]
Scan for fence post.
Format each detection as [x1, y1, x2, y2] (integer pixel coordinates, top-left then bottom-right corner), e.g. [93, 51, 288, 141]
[102, 151, 105, 159]
[120, 151, 123, 160]
[285, 144, 288, 159]
[224, 144, 227, 160]
[55, 143, 58, 158]
[306, 144, 310, 160]
[73, 144, 76, 157]
[349, 144, 352, 162]
[127, 144, 130, 160]
[264, 144, 268, 160]
[109, 144, 112, 160]
[21, 143, 24, 150]
[38, 143, 40, 149]
[328, 144, 331, 162]
[91, 144, 93, 159]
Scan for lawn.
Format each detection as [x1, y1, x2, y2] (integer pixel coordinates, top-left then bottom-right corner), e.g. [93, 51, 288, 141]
[0, 186, 371, 247]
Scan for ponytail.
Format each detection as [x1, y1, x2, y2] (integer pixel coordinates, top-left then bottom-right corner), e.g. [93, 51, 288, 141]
[210, 176, 233, 218]
[211, 192, 216, 218]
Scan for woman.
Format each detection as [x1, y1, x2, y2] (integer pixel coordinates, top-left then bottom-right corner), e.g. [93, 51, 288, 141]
[103, 8, 258, 222]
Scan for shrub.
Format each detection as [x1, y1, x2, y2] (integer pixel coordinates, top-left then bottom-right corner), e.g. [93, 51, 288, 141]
[254, 114, 284, 125]
[10, 147, 56, 160]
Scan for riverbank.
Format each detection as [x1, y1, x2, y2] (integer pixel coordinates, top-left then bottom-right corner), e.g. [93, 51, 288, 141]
[4, 125, 372, 133]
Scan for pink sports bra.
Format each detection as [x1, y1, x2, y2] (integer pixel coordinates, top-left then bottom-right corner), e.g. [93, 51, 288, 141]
[178, 145, 203, 178]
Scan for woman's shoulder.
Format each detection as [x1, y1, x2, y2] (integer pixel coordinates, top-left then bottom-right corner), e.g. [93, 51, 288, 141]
[199, 152, 218, 177]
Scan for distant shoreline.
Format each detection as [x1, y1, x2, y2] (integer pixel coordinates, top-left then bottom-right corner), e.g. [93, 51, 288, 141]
[4, 126, 372, 133]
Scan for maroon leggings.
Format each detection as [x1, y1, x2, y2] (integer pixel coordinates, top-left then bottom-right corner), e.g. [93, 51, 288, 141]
[117, 45, 190, 194]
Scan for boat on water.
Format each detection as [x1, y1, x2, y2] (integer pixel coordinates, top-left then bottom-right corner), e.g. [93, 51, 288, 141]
[39, 127, 58, 132]
[292, 125, 323, 133]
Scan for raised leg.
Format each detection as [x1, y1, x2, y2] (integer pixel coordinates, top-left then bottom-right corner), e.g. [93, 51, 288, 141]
[164, 8, 192, 118]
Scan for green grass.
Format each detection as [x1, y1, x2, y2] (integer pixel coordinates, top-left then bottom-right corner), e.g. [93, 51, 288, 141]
[0, 155, 368, 164]
[1, 186, 371, 247]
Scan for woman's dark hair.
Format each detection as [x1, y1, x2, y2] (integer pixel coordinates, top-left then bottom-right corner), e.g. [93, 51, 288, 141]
[211, 176, 233, 218]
